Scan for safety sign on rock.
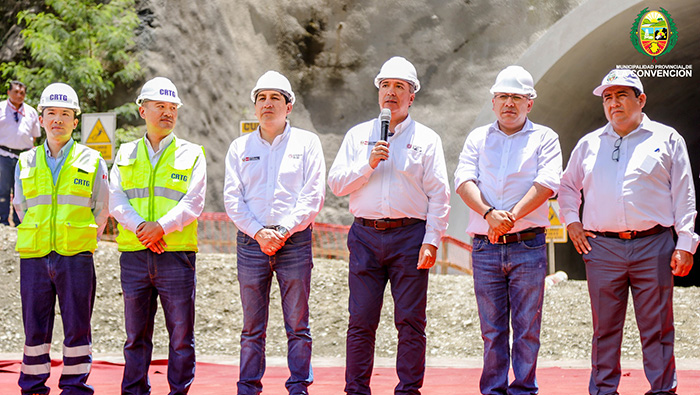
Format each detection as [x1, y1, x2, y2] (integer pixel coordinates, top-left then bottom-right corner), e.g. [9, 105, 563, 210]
[81, 113, 116, 163]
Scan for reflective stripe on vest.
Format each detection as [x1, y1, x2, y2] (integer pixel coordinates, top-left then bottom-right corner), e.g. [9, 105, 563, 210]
[15, 144, 100, 258]
[115, 137, 201, 252]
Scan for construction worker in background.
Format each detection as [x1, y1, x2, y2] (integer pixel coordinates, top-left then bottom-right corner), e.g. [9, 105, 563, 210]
[109, 77, 207, 395]
[328, 56, 451, 395]
[13, 82, 109, 394]
[1, 81, 41, 226]
[454, 65, 562, 395]
[560, 69, 698, 395]
[223, 70, 325, 395]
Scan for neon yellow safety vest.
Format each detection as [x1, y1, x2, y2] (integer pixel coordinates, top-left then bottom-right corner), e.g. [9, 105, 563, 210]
[115, 137, 203, 252]
[15, 143, 101, 258]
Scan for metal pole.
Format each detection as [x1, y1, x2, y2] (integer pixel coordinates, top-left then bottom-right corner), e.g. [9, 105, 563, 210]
[548, 241, 556, 274]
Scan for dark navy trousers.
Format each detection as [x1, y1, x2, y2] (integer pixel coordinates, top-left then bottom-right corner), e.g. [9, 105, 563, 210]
[19, 251, 96, 395]
[120, 250, 197, 395]
[345, 220, 428, 395]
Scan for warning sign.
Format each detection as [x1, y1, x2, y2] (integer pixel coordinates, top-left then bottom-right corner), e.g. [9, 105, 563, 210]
[81, 113, 116, 163]
[86, 119, 111, 143]
[545, 199, 568, 243]
[240, 120, 259, 136]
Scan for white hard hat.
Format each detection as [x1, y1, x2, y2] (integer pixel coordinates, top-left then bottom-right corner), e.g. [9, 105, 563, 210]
[490, 65, 537, 99]
[38, 83, 81, 115]
[250, 71, 296, 105]
[592, 69, 644, 96]
[136, 77, 183, 107]
[374, 56, 421, 93]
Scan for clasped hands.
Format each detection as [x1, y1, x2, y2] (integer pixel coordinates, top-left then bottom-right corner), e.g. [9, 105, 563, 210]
[137, 221, 167, 254]
[254, 228, 290, 257]
[485, 209, 516, 244]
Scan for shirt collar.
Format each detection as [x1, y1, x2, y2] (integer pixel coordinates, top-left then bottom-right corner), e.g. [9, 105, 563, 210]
[144, 132, 175, 153]
[391, 114, 413, 137]
[256, 121, 290, 146]
[44, 138, 74, 159]
[488, 118, 534, 136]
[7, 100, 25, 116]
[602, 113, 649, 138]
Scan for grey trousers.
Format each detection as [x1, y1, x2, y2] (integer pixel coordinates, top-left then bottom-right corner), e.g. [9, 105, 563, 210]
[583, 229, 677, 395]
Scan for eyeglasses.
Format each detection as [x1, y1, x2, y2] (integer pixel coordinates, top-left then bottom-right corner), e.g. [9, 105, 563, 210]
[13, 112, 19, 123]
[612, 137, 622, 161]
[494, 93, 529, 103]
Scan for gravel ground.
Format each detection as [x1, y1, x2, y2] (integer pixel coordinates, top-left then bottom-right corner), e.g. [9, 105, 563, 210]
[0, 225, 699, 361]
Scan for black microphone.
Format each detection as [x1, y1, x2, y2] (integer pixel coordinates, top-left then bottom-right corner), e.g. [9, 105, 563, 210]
[380, 108, 391, 141]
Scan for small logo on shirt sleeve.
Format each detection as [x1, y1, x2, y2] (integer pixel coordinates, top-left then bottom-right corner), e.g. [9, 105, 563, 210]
[288, 153, 303, 159]
[242, 156, 261, 162]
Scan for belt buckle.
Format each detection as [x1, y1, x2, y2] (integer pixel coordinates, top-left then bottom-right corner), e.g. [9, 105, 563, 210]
[619, 231, 634, 240]
[373, 220, 389, 231]
[498, 234, 507, 244]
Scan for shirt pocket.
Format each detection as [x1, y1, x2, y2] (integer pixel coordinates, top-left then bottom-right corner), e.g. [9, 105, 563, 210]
[278, 154, 304, 189]
[397, 146, 424, 175]
[639, 153, 661, 175]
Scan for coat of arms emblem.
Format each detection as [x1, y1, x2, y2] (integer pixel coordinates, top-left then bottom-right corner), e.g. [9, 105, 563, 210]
[630, 8, 678, 62]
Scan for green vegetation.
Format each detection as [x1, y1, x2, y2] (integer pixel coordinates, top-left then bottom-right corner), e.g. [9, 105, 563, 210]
[0, 0, 143, 143]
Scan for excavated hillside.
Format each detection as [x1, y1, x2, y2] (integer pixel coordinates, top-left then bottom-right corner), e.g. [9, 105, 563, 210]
[130, 0, 587, 221]
[0, 0, 587, 220]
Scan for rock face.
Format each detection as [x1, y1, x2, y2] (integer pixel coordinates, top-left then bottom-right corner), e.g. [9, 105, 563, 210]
[1, 0, 586, 221]
[134, 0, 586, 222]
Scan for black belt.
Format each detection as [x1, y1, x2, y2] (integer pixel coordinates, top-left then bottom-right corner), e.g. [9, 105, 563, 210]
[589, 224, 667, 240]
[0, 145, 28, 156]
[474, 227, 545, 244]
[354, 217, 423, 231]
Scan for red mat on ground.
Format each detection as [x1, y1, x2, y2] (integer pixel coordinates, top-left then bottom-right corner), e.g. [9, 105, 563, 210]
[1, 359, 698, 394]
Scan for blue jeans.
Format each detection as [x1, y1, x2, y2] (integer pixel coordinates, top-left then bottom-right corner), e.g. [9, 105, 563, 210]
[471, 232, 547, 395]
[0, 154, 20, 226]
[345, 220, 428, 395]
[120, 250, 197, 395]
[236, 227, 313, 395]
[19, 252, 96, 395]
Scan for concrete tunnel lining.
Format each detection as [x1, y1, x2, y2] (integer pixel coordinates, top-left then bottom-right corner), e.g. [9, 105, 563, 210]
[446, 0, 700, 282]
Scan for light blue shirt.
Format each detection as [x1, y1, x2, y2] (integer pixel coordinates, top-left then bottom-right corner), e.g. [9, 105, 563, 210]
[44, 138, 74, 183]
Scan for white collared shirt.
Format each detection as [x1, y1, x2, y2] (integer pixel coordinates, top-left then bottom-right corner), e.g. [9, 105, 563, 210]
[0, 100, 41, 157]
[327, 114, 450, 247]
[223, 123, 326, 238]
[454, 119, 562, 236]
[109, 133, 207, 235]
[560, 114, 699, 253]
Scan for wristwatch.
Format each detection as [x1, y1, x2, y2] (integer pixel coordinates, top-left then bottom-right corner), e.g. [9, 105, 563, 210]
[276, 226, 289, 237]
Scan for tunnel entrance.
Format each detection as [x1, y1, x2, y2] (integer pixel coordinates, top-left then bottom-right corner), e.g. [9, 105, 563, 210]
[448, 0, 700, 284]
[530, 0, 700, 284]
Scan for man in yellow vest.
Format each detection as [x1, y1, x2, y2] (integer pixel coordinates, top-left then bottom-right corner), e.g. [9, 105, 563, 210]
[13, 82, 110, 394]
[109, 77, 207, 395]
